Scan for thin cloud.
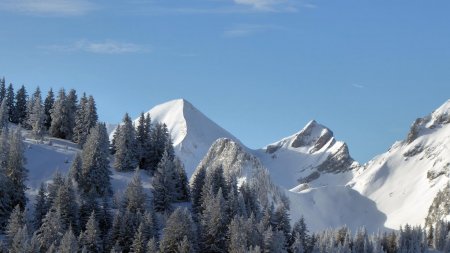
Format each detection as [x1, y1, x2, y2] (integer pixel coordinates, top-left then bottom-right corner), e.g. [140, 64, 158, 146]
[352, 83, 365, 89]
[233, 0, 298, 12]
[43, 40, 151, 54]
[0, 0, 97, 16]
[223, 24, 284, 38]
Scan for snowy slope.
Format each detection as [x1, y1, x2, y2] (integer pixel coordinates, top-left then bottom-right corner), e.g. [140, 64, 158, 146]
[350, 100, 450, 229]
[111, 99, 240, 176]
[24, 137, 152, 201]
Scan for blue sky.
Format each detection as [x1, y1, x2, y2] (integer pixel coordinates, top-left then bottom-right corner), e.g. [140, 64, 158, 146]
[0, 0, 449, 163]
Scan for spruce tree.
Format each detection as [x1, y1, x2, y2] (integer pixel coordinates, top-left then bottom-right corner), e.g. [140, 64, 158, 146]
[68, 153, 82, 184]
[152, 150, 175, 213]
[114, 113, 138, 171]
[43, 88, 54, 130]
[59, 227, 79, 253]
[27, 87, 45, 138]
[52, 178, 79, 233]
[14, 85, 28, 125]
[123, 170, 147, 213]
[79, 211, 102, 253]
[200, 188, 227, 252]
[33, 183, 49, 230]
[34, 208, 64, 252]
[65, 89, 78, 140]
[146, 238, 157, 253]
[159, 208, 198, 252]
[73, 93, 87, 145]
[228, 215, 248, 253]
[0, 77, 5, 102]
[130, 224, 147, 253]
[191, 166, 206, 217]
[174, 158, 190, 202]
[0, 98, 9, 133]
[136, 113, 153, 171]
[6, 127, 28, 210]
[6, 84, 14, 123]
[50, 89, 69, 139]
[79, 123, 111, 197]
[5, 205, 25, 247]
[10, 224, 30, 253]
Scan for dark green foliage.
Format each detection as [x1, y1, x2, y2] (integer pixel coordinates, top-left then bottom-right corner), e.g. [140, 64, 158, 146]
[13, 85, 28, 125]
[43, 88, 54, 130]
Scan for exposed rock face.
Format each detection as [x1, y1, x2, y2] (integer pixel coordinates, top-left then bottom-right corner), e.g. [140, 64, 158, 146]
[316, 143, 356, 174]
[291, 120, 334, 152]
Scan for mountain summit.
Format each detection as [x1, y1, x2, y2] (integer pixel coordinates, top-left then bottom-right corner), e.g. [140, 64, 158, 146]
[140, 99, 240, 175]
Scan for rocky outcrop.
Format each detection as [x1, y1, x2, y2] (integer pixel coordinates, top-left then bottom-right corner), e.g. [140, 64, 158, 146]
[316, 143, 356, 174]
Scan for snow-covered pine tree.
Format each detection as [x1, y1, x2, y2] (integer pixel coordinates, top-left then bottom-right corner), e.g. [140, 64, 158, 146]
[0, 78, 5, 102]
[50, 89, 70, 139]
[34, 208, 64, 252]
[149, 122, 172, 169]
[228, 215, 248, 253]
[146, 238, 157, 253]
[52, 178, 79, 233]
[59, 227, 79, 253]
[33, 183, 49, 230]
[6, 127, 28, 210]
[79, 123, 112, 197]
[79, 211, 103, 253]
[152, 149, 176, 213]
[130, 223, 147, 253]
[6, 84, 15, 123]
[272, 203, 291, 248]
[178, 235, 195, 253]
[5, 205, 25, 247]
[0, 98, 9, 133]
[290, 216, 310, 252]
[174, 158, 190, 202]
[135, 112, 149, 170]
[114, 113, 138, 171]
[43, 88, 54, 130]
[65, 89, 78, 140]
[200, 187, 227, 252]
[27, 87, 45, 138]
[123, 169, 147, 213]
[191, 166, 206, 217]
[159, 208, 198, 252]
[72, 93, 87, 145]
[13, 85, 27, 125]
[47, 171, 65, 206]
[9, 224, 30, 253]
[68, 153, 82, 184]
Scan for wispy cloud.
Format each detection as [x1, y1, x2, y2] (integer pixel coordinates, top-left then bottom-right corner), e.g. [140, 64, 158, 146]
[42, 40, 151, 54]
[233, 0, 297, 12]
[352, 83, 365, 89]
[223, 24, 284, 38]
[0, 0, 97, 16]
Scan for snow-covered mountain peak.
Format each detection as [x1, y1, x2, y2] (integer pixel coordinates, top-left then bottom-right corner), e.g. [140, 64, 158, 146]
[142, 99, 240, 176]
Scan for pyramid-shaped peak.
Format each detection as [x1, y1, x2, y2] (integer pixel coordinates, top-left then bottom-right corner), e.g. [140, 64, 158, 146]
[291, 120, 334, 149]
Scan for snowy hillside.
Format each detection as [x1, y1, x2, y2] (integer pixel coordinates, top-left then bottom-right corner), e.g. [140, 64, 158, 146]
[350, 99, 450, 229]
[111, 99, 240, 176]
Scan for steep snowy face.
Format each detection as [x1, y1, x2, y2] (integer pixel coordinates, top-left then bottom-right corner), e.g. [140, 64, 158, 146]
[350, 99, 450, 229]
[256, 120, 358, 190]
[139, 99, 240, 176]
